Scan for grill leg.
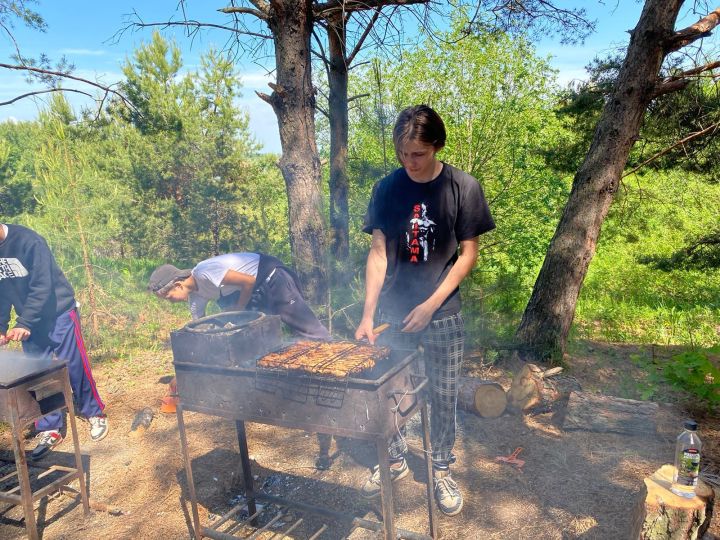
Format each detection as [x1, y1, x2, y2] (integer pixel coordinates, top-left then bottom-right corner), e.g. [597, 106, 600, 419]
[420, 403, 437, 538]
[375, 438, 396, 540]
[177, 403, 202, 540]
[9, 389, 39, 540]
[235, 421, 257, 522]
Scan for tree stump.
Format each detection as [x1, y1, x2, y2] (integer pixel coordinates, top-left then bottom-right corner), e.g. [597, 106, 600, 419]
[457, 377, 507, 418]
[506, 363, 576, 414]
[562, 391, 658, 436]
[630, 464, 714, 540]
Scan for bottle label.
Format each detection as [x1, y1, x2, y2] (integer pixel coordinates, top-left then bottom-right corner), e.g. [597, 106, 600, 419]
[677, 448, 700, 486]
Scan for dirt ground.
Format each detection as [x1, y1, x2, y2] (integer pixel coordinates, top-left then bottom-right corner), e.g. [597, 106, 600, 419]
[1, 341, 718, 540]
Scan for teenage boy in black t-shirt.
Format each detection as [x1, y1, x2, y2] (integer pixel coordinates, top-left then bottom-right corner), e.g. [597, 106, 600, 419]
[355, 105, 495, 516]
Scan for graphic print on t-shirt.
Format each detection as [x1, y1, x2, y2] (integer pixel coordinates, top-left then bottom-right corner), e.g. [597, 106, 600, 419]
[0, 258, 29, 280]
[406, 203, 436, 263]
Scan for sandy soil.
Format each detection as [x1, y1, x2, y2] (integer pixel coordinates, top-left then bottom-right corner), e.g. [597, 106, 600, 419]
[0, 342, 718, 539]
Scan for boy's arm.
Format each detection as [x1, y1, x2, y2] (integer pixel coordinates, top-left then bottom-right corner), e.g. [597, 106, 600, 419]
[402, 237, 479, 333]
[221, 270, 257, 311]
[355, 229, 388, 344]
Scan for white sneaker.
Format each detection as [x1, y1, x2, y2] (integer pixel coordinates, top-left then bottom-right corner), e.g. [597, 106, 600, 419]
[31, 430, 63, 461]
[89, 416, 108, 441]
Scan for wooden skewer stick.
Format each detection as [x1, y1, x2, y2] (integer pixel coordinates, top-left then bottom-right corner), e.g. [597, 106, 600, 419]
[372, 323, 390, 335]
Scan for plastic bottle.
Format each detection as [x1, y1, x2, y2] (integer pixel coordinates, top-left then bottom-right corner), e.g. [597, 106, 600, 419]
[671, 419, 702, 498]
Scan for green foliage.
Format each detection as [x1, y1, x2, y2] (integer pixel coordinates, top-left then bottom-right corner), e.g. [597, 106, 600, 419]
[662, 349, 720, 411]
[639, 229, 720, 270]
[0, 121, 37, 217]
[575, 170, 720, 346]
[633, 348, 720, 412]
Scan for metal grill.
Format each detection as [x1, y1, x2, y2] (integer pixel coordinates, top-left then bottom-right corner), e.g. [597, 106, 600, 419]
[174, 344, 437, 540]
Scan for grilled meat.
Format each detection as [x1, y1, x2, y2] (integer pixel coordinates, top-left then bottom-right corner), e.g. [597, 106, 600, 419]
[257, 340, 390, 377]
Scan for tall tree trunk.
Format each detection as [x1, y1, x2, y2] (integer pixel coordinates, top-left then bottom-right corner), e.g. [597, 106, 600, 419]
[516, 0, 683, 360]
[262, 0, 327, 304]
[327, 14, 350, 263]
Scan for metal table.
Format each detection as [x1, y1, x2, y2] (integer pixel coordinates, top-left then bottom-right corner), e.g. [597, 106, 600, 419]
[174, 350, 436, 540]
[0, 351, 89, 539]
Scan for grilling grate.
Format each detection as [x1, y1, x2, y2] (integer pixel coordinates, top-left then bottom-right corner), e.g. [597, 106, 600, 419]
[256, 340, 390, 377]
[254, 340, 391, 408]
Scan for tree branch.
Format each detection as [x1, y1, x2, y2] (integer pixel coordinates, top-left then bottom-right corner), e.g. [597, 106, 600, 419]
[668, 60, 720, 79]
[218, 5, 269, 21]
[255, 90, 273, 106]
[0, 62, 135, 111]
[651, 77, 691, 98]
[313, 0, 427, 18]
[623, 121, 720, 177]
[652, 59, 720, 98]
[347, 7, 382, 65]
[0, 87, 92, 106]
[123, 20, 271, 40]
[665, 8, 720, 53]
[348, 92, 370, 102]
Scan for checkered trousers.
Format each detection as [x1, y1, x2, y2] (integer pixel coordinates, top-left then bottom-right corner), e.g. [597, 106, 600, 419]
[377, 312, 465, 468]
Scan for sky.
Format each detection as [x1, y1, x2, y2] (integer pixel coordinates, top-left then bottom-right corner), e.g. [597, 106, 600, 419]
[0, 1, 697, 154]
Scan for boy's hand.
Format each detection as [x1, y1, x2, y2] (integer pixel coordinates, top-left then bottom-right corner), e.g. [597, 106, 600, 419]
[355, 318, 377, 344]
[6, 327, 31, 342]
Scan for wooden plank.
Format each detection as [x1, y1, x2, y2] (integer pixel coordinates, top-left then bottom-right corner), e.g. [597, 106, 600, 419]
[562, 391, 658, 435]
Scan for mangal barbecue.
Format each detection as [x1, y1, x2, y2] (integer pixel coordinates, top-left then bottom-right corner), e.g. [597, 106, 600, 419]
[171, 311, 437, 540]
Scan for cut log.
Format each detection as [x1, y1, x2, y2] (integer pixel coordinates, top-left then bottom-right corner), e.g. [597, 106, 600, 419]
[562, 391, 658, 436]
[457, 378, 507, 418]
[630, 464, 714, 540]
[507, 363, 579, 414]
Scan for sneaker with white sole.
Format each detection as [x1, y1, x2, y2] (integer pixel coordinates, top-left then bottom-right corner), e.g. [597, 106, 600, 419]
[31, 430, 63, 461]
[360, 458, 409, 499]
[89, 416, 108, 441]
[433, 471, 463, 516]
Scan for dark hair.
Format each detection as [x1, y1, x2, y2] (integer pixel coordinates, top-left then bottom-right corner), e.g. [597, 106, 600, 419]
[392, 105, 446, 156]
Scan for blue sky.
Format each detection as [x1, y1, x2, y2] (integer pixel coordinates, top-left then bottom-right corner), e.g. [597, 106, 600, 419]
[0, 1, 686, 153]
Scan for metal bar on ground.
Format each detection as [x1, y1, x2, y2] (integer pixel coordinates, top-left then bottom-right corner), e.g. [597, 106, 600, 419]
[208, 500, 248, 530]
[27, 472, 80, 501]
[254, 492, 432, 540]
[223, 508, 264, 536]
[277, 517, 304, 539]
[0, 469, 18, 483]
[308, 523, 328, 540]
[245, 511, 284, 539]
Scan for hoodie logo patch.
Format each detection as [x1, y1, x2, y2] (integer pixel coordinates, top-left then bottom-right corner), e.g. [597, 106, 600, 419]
[0, 258, 29, 280]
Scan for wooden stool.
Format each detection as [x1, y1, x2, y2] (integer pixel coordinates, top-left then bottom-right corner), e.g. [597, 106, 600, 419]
[0, 351, 89, 540]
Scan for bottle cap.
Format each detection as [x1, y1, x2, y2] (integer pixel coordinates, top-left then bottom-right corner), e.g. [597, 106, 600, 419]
[684, 419, 698, 431]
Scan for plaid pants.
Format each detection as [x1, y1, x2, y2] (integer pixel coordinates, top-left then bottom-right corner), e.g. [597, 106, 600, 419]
[377, 312, 465, 469]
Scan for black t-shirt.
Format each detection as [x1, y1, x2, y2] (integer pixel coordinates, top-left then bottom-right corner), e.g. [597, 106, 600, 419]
[363, 163, 495, 319]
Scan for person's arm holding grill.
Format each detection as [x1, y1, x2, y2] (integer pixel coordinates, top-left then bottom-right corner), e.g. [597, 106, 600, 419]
[355, 229, 387, 345]
[401, 237, 479, 333]
[221, 270, 256, 312]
